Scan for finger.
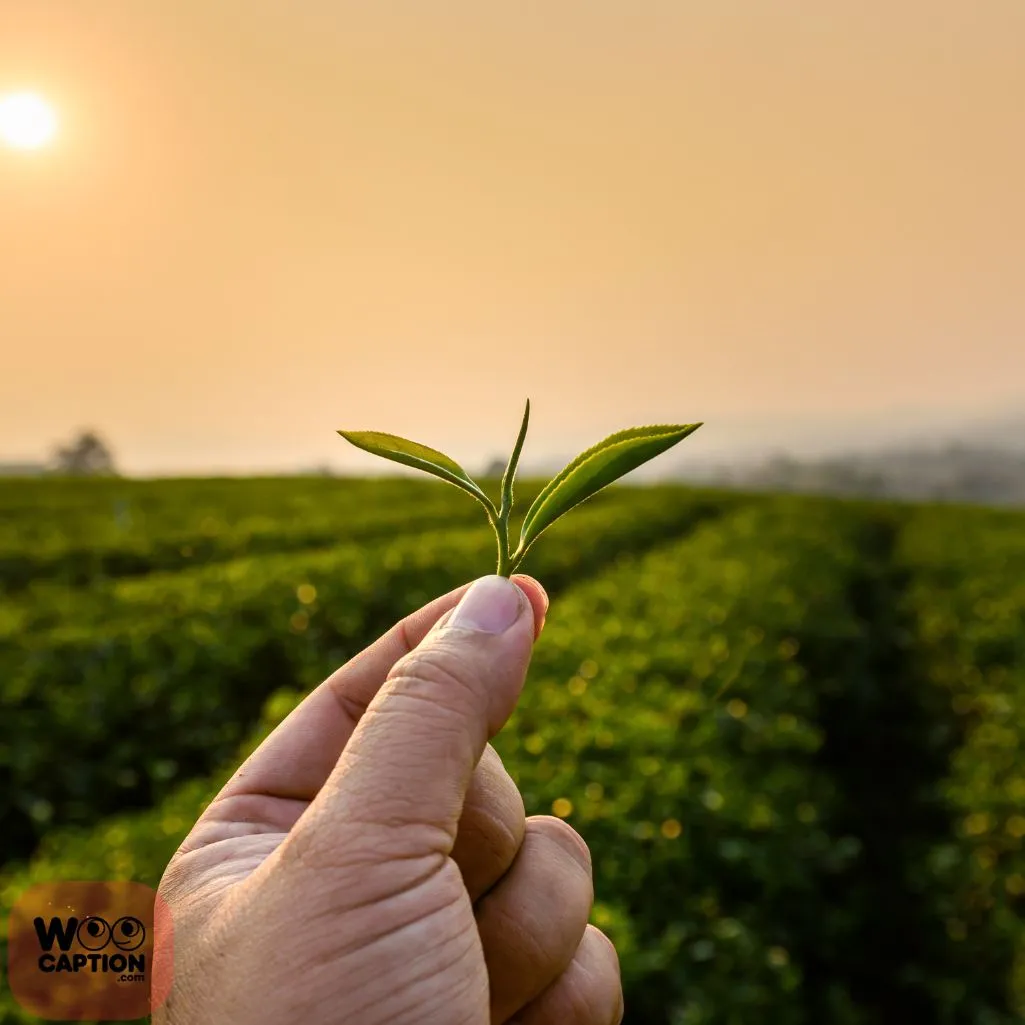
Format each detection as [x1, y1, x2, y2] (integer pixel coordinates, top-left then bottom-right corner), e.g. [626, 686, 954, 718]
[452, 743, 526, 902]
[214, 574, 547, 806]
[283, 575, 536, 866]
[508, 925, 624, 1025]
[177, 736, 527, 901]
[475, 816, 594, 1023]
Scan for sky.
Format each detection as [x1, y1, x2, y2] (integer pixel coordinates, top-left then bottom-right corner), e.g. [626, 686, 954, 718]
[2, 1, 1023, 476]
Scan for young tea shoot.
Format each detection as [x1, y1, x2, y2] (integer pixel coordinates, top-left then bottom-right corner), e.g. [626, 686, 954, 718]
[338, 400, 703, 577]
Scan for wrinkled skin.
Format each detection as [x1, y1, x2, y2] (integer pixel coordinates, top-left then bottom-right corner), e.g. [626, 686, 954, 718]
[153, 575, 623, 1025]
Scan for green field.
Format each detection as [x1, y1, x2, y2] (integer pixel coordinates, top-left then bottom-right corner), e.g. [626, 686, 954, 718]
[2, 477, 1023, 1024]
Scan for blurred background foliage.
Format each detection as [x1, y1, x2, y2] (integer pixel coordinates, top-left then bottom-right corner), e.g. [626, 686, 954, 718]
[1, 478, 1023, 1024]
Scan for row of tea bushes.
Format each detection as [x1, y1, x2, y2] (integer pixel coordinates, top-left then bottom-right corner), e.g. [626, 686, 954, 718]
[497, 497, 875, 1025]
[6, 488, 1024, 1022]
[0, 476, 552, 596]
[1, 499, 831, 1025]
[897, 505, 1025, 1019]
[1, 486, 730, 866]
[1, 475, 576, 594]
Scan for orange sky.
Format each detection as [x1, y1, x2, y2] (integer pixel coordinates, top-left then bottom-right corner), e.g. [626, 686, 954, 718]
[2, 1, 1023, 474]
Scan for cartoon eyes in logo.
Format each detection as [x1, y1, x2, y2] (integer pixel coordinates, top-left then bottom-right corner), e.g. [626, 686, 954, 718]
[76, 917, 111, 951]
[73, 915, 146, 951]
[111, 916, 146, 951]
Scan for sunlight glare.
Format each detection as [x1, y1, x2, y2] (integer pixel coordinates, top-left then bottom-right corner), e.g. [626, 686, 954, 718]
[0, 92, 58, 150]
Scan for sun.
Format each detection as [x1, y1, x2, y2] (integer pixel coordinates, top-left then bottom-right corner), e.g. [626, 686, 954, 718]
[0, 91, 58, 150]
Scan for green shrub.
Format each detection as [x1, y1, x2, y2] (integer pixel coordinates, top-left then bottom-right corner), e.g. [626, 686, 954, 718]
[3, 497, 862, 1025]
[4, 483, 1024, 1024]
[1, 485, 728, 866]
[0, 477, 470, 591]
[896, 505, 1025, 1019]
[498, 497, 871, 1024]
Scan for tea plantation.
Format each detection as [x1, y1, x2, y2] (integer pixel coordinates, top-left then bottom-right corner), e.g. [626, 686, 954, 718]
[1, 477, 1023, 1024]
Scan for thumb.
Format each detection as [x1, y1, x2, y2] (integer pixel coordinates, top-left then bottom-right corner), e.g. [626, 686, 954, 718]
[288, 575, 536, 863]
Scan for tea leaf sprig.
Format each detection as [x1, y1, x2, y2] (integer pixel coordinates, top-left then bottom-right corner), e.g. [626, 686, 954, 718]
[338, 401, 702, 577]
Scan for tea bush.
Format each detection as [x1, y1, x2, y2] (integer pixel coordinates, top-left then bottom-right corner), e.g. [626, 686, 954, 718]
[0, 477, 493, 592]
[3, 482, 1025, 1024]
[1, 485, 730, 865]
[497, 496, 875, 1025]
[1, 497, 867, 1025]
[897, 505, 1025, 1019]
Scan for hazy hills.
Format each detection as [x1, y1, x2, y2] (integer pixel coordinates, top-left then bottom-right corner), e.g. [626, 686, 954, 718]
[671, 407, 1025, 506]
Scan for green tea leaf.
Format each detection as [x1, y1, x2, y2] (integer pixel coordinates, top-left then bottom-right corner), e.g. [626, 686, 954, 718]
[500, 398, 531, 518]
[337, 429, 496, 515]
[516, 422, 702, 555]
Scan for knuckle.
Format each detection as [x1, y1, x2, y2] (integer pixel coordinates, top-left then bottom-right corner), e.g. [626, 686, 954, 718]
[455, 803, 523, 884]
[472, 747, 525, 819]
[561, 984, 600, 1025]
[578, 927, 624, 1025]
[529, 815, 593, 873]
[551, 931, 623, 1025]
[389, 640, 486, 708]
[463, 794, 523, 861]
[478, 741, 504, 772]
[585, 923, 621, 974]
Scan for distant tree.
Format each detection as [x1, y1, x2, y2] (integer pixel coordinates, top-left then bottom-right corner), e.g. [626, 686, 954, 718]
[482, 456, 506, 478]
[52, 430, 118, 476]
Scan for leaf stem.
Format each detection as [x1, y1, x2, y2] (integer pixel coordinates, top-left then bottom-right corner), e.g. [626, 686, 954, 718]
[495, 513, 511, 576]
[507, 541, 526, 573]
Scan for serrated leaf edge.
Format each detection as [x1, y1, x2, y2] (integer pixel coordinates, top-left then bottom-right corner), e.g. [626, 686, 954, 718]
[518, 422, 701, 545]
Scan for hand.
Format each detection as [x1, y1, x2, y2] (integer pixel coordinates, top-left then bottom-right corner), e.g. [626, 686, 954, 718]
[153, 574, 623, 1025]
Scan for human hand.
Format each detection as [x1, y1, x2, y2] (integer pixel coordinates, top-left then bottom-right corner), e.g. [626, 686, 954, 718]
[153, 574, 623, 1024]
